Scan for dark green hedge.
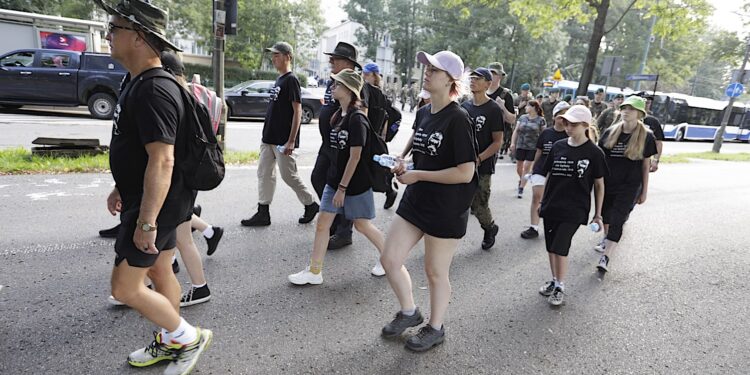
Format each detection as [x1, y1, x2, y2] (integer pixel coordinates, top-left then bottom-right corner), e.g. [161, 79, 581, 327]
[184, 63, 307, 89]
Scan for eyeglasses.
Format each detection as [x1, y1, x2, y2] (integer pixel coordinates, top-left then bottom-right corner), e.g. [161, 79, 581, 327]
[108, 22, 137, 35]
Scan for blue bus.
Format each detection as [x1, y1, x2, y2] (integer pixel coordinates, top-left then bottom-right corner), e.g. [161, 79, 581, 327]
[650, 93, 750, 142]
[550, 80, 633, 102]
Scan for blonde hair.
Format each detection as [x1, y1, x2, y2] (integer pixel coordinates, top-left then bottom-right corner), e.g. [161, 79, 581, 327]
[586, 123, 600, 143]
[603, 120, 648, 160]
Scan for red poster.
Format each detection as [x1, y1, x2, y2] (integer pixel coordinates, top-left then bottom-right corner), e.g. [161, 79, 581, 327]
[40, 31, 87, 52]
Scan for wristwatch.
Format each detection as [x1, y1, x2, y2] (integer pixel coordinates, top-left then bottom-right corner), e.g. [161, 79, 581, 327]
[136, 219, 157, 232]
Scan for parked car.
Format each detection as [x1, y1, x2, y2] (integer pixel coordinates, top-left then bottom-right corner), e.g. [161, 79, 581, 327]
[224, 80, 323, 124]
[0, 49, 126, 119]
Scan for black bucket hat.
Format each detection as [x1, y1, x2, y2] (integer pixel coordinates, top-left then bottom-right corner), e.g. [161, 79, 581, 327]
[324, 42, 361, 69]
[95, 0, 181, 52]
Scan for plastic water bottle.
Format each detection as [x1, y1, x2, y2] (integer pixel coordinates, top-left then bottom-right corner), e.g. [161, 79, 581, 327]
[373, 154, 413, 170]
[589, 222, 600, 232]
[276, 145, 297, 156]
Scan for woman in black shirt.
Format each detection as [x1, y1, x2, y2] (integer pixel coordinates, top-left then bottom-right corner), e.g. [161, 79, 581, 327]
[594, 96, 657, 273]
[288, 69, 387, 285]
[539, 105, 607, 306]
[379, 51, 477, 352]
[521, 101, 570, 240]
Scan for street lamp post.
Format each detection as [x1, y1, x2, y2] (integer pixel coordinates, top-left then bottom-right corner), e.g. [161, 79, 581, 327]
[213, 0, 227, 150]
[712, 37, 750, 153]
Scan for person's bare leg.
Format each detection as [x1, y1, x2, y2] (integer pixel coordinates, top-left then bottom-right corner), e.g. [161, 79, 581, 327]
[520, 162, 533, 188]
[553, 254, 568, 284]
[381, 216, 423, 311]
[146, 248, 182, 313]
[191, 215, 209, 232]
[422, 235, 459, 328]
[175, 221, 206, 286]
[112, 256, 180, 331]
[310, 212, 336, 266]
[516, 161, 524, 185]
[548, 252, 557, 280]
[353, 219, 385, 255]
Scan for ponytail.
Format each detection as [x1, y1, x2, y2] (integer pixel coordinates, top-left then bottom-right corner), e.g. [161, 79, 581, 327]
[586, 124, 600, 143]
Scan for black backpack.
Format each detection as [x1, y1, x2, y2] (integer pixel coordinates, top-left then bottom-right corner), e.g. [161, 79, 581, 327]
[383, 98, 402, 142]
[352, 110, 389, 193]
[130, 69, 225, 191]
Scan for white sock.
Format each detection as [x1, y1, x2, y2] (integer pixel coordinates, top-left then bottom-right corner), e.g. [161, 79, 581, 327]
[557, 281, 565, 291]
[530, 224, 539, 231]
[172, 254, 177, 262]
[192, 283, 206, 289]
[168, 317, 198, 346]
[401, 307, 416, 316]
[430, 323, 443, 331]
[202, 226, 214, 239]
[160, 328, 170, 343]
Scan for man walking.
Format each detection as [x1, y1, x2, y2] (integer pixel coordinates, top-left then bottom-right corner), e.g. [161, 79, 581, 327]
[96, 0, 212, 373]
[242, 42, 319, 227]
[487, 62, 516, 159]
[591, 88, 608, 119]
[541, 87, 561, 126]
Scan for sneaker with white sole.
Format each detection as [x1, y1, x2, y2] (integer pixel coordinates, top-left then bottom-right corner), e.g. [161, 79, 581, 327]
[288, 267, 323, 285]
[539, 280, 555, 297]
[371, 261, 386, 277]
[180, 285, 211, 307]
[597, 255, 609, 272]
[108, 295, 125, 306]
[594, 238, 606, 252]
[548, 287, 565, 306]
[163, 328, 213, 375]
[127, 331, 177, 368]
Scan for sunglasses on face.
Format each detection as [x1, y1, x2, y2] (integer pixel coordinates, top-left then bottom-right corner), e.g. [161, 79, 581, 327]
[108, 22, 137, 35]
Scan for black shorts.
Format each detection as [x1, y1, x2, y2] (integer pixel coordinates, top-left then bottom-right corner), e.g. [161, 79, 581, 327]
[114, 201, 180, 268]
[602, 187, 639, 226]
[515, 148, 536, 162]
[543, 219, 580, 257]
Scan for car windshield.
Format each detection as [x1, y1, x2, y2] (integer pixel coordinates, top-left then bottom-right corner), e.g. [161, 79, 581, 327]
[228, 82, 249, 91]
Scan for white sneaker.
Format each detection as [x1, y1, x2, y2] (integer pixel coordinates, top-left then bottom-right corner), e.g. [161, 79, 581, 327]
[371, 261, 386, 277]
[594, 238, 606, 253]
[108, 295, 125, 306]
[288, 267, 323, 285]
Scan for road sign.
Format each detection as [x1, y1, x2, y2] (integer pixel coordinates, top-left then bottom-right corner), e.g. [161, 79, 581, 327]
[626, 74, 659, 81]
[552, 68, 563, 81]
[725, 83, 745, 98]
[601, 56, 623, 77]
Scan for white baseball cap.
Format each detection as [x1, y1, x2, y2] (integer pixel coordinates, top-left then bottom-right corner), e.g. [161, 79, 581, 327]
[552, 101, 571, 117]
[416, 50, 464, 80]
[560, 104, 592, 125]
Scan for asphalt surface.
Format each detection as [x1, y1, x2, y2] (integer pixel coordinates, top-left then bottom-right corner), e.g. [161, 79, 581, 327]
[1, 148, 749, 374]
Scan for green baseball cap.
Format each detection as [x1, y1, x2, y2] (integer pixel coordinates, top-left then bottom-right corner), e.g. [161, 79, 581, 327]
[620, 95, 647, 116]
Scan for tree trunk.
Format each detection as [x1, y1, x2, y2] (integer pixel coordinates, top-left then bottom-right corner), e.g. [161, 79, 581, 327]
[576, 0, 610, 96]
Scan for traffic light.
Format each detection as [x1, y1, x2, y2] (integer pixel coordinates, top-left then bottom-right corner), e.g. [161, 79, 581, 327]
[226, 0, 238, 35]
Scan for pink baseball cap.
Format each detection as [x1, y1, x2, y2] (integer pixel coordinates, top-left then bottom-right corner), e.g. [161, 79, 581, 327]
[416, 50, 464, 80]
[560, 104, 593, 125]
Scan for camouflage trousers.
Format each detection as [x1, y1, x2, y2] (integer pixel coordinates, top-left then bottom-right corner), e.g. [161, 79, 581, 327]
[470, 174, 494, 228]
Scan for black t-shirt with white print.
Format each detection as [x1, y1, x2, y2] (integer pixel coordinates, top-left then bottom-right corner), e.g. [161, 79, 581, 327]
[318, 78, 369, 150]
[327, 110, 371, 195]
[109, 68, 192, 227]
[262, 71, 301, 147]
[540, 139, 608, 225]
[599, 128, 657, 190]
[397, 102, 479, 239]
[643, 116, 665, 141]
[487, 86, 514, 130]
[532, 127, 568, 176]
[461, 99, 503, 175]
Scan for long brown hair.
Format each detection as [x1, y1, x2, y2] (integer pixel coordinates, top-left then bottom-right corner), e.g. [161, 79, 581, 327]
[330, 89, 362, 128]
[527, 100, 543, 117]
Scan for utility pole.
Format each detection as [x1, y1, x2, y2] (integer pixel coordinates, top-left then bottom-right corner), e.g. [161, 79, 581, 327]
[634, 15, 656, 91]
[213, 0, 227, 150]
[713, 36, 750, 153]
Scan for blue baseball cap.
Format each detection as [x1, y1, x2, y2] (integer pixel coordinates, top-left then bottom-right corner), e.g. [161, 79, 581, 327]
[363, 63, 380, 74]
[470, 67, 492, 81]
[520, 83, 530, 90]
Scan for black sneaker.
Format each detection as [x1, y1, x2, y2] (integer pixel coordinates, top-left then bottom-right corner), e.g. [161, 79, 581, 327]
[521, 226, 539, 239]
[382, 308, 424, 338]
[327, 234, 352, 250]
[205, 226, 224, 256]
[481, 223, 499, 250]
[172, 259, 180, 274]
[180, 285, 211, 307]
[539, 280, 555, 296]
[299, 202, 319, 224]
[597, 255, 610, 272]
[99, 224, 121, 238]
[405, 325, 445, 352]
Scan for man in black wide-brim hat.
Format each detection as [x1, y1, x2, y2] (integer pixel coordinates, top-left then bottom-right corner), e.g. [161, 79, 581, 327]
[94, 1, 213, 374]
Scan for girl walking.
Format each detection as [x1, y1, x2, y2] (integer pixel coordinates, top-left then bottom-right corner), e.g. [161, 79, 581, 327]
[510, 100, 546, 198]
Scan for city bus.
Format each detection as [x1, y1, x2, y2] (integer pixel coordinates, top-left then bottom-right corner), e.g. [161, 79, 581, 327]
[650, 92, 750, 142]
[551, 80, 634, 102]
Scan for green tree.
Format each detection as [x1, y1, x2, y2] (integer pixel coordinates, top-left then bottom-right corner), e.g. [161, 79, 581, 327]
[344, 0, 389, 60]
[0, 0, 96, 19]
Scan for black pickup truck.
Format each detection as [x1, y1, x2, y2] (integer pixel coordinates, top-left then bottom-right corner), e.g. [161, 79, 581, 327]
[0, 49, 126, 119]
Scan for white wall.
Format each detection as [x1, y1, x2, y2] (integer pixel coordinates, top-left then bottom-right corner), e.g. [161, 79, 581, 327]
[0, 22, 36, 54]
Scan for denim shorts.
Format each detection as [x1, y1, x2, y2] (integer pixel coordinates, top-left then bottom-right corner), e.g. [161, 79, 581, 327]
[320, 185, 376, 220]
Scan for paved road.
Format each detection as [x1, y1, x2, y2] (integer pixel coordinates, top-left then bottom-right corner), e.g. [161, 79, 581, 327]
[1, 157, 748, 374]
[1, 107, 748, 164]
